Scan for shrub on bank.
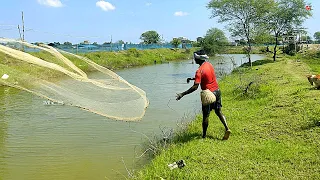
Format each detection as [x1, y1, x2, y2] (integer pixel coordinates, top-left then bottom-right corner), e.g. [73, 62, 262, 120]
[134, 56, 320, 179]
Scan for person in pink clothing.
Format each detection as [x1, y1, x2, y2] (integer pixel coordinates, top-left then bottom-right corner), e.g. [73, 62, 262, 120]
[176, 50, 231, 140]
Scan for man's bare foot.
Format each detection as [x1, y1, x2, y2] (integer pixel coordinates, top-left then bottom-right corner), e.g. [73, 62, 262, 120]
[202, 135, 206, 138]
[222, 130, 231, 140]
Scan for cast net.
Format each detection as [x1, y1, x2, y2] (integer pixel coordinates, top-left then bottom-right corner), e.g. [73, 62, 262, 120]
[0, 38, 149, 121]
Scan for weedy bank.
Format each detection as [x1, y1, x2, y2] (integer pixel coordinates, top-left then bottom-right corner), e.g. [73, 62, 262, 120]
[135, 53, 320, 179]
[0, 48, 195, 83]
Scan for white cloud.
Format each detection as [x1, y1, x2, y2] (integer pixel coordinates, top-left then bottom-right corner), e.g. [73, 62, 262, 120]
[174, 11, 189, 16]
[96, 1, 115, 11]
[146, 2, 152, 6]
[37, 0, 63, 7]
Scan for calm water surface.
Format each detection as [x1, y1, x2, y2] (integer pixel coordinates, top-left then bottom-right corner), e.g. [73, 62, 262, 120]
[0, 54, 264, 179]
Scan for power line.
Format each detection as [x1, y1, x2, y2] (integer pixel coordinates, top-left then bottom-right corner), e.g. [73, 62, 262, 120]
[0, 24, 108, 40]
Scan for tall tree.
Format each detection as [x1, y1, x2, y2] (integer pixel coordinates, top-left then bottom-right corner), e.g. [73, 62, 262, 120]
[201, 28, 228, 55]
[208, 0, 274, 66]
[63, 41, 72, 46]
[301, 35, 312, 43]
[254, 32, 275, 45]
[140, 30, 160, 44]
[314, 32, 320, 43]
[171, 38, 181, 48]
[265, 0, 311, 61]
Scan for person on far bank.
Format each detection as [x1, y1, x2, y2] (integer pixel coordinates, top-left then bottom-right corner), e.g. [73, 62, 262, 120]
[176, 50, 231, 140]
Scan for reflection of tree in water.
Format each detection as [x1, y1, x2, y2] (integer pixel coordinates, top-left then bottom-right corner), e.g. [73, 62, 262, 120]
[0, 87, 7, 136]
[0, 86, 9, 174]
[213, 56, 230, 79]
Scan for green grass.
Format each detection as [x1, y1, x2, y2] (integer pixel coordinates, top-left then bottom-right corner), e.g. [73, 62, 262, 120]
[81, 48, 195, 70]
[0, 48, 195, 86]
[223, 46, 263, 54]
[297, 50, 320, 73]
[0, 51, 66, 87]
[134, 53, 320, 179]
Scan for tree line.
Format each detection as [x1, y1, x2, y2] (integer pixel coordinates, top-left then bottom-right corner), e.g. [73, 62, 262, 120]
[207, 0, 312, 63]
[139, 0, 316, 64]
[48, 0, 318, 63]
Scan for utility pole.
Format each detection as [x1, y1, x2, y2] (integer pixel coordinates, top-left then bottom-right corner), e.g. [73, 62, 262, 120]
[110, 35, 113, 52]
[18, 25, 22, 40]
[22, 11, 25, 41]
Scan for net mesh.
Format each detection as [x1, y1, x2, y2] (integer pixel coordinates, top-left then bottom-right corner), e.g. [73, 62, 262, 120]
[0, 38, 149, 121]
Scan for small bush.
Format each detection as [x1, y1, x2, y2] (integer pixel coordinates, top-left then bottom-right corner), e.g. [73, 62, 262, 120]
[283, 43, 301, 56]
[126, 48, 141, 57]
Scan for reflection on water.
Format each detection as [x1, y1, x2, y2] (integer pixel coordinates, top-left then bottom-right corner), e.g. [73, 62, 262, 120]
[0, 87, 8, 177]
[0, 54, 264, 179]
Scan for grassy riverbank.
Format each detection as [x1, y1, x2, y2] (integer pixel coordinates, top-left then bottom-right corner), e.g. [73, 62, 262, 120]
[0, 48, 195, 83]
[223, 45, 264, 54]
[81, 48, 195, 70]
[135, 53, 320, 179]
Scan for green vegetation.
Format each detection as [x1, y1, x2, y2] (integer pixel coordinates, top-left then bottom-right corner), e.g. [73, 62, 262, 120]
[0, 48, 195, 84]
[0, 51, 66, 84]
[80, 48, 194, 70]
[200, 28, 228, 55]
[263, 0, 311, 61]
[207, 0, 311, 64]
[298, 49, 320, 72]
[140, 30, 161, 44]
[223, 46, 263, 54]
[314, 32, 320, 44]
[208, 0, 274, 65]
[171, 38, 182, 49]
[134, 51, 320, 179]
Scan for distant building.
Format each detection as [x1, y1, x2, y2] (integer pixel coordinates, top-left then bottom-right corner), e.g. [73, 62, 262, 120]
[83, 40, 90, 45]
[231, 42, 238, 46]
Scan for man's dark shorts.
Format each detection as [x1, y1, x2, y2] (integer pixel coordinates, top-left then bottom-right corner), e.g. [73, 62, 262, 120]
[202, 89, 222, 117]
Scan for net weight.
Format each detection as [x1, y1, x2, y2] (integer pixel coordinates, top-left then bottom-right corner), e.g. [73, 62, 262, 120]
[43, 100, 64, 105]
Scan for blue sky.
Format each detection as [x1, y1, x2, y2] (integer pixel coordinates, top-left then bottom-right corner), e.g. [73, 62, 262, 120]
[0, 0, 319, 44]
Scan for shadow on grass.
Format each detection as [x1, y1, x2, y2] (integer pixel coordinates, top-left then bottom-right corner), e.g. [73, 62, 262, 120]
[240, 59, 274, 68]
[300, 120, 320, 131]
[307, 87, 320, 91]
[174, 132, 220, 143]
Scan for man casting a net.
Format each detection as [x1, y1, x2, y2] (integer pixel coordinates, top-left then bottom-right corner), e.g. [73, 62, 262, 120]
[176, 50, 231, 140]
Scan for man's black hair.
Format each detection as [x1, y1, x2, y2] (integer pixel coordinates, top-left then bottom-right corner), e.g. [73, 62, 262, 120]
[194, 49, 207, 55]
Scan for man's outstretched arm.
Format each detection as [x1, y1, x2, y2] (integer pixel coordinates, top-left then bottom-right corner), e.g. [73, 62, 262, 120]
[176, 83, 199, 100]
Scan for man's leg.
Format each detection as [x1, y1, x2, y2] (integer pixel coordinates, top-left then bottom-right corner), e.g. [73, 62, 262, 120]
[214, 108, 231, 140]
[202, 105, 210, 138]
[202, 113, 209, 138]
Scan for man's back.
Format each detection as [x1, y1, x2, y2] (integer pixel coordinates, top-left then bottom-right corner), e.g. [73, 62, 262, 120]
[195, 62, 219, 91]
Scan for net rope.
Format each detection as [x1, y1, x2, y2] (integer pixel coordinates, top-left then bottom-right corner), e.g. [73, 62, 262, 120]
[0, 38, 149, 121]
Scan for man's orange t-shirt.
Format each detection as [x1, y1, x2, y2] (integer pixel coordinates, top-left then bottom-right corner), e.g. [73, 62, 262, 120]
[194, 62, 219, 92]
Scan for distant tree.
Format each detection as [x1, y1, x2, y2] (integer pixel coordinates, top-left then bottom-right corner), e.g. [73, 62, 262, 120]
[48, 42, 60, 47]
[254, 32, 275, 45]
[116, 40, 125, 44]
[63, 41, 72, 46]
[140, 30, 160, 44]
[301, 35, 312, 43]
[201, 28, 228, 55]
[192, 41, 201, 47]
[93, 42, 98, 45]
[48, 43, 55, 47]
[314, 32, 320, 43]
[208, 0, 274, 66]
[238, 39, 247, 46]
[171, 38, 182, 48]
[264, 0, 311, 61]
[197, 37, 203, 43]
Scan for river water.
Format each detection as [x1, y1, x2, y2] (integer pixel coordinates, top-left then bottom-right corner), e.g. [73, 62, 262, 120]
[0, 54, 264, 180]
